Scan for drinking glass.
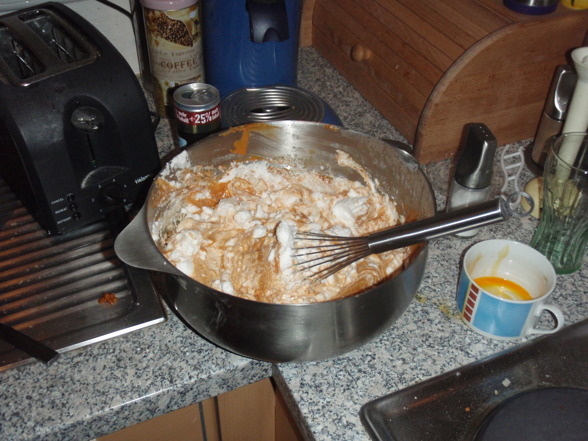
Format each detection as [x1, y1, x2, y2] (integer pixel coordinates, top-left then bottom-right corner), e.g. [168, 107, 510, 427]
[530, 132, 588, 274]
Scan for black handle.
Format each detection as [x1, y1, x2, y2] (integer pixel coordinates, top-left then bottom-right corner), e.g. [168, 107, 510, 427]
[247, 0, 289, 43]
[0, 323, 60, 366]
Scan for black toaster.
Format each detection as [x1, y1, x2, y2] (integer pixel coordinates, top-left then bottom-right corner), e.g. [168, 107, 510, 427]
[0, 3, 160, 235]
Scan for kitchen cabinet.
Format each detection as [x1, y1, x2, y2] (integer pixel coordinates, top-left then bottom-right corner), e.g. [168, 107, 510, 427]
[97, 378, 303, 441]
[302, 0, 588, 162]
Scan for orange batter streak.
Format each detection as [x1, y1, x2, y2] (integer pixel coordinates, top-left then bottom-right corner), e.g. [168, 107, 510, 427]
[474, 276, 533, 301]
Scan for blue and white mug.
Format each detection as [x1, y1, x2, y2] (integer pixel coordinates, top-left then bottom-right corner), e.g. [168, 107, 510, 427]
[456, 239, 563, 340]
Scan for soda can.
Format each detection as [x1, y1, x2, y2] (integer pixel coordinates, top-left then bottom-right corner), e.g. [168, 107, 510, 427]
[173, 83, 221, 147]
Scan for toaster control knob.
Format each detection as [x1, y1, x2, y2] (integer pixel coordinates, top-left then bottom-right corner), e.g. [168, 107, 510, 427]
[98, 183, 124, 207]
[71, 106, 104, 133]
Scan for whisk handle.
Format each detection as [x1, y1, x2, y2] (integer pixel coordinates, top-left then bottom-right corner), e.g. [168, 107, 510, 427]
[367, 198, 509, 254]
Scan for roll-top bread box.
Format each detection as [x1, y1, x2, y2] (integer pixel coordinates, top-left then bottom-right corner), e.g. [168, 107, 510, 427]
[301, 0, 588, 163]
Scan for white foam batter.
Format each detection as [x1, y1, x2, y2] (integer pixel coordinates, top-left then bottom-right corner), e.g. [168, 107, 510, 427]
[151, 150, 410, 304]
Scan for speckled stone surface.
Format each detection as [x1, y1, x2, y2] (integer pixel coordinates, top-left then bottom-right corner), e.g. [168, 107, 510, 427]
[273, 49, 588, 441]
[1, 47, 587, 441]
[0, 309, 271, 441]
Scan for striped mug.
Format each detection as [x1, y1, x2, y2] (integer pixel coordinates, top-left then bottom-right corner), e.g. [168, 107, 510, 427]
[456, 239, 563, 340]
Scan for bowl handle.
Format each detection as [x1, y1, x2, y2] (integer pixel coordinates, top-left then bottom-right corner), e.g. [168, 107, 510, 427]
[114, 205, 184, 276]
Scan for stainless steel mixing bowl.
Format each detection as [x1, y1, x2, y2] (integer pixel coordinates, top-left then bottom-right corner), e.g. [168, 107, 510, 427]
[114, 121, 436, 362]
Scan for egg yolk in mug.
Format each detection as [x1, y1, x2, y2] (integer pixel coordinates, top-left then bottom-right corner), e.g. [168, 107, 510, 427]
[474, 276, 533, 301]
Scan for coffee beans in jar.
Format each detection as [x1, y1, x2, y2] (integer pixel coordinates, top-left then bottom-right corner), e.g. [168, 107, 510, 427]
[141, 0, 205, 117]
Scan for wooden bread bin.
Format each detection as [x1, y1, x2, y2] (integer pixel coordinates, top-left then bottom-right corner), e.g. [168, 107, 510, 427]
[301, 0, 588, 163]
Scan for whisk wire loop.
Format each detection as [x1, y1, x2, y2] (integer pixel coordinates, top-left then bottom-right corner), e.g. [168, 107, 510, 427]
[293, 196, 528, 280]
[293, 232, 374, 279]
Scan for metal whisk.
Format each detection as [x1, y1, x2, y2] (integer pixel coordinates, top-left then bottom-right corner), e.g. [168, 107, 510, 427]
[294, 194, 532, 280]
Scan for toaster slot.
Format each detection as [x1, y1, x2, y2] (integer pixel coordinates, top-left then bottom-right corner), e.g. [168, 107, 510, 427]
[0, 28, 45, 80]
[24, 11, 89, 64]
[0, 7, 98, 86]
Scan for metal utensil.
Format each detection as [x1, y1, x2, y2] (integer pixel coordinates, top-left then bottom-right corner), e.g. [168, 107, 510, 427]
[295, 194, 533, 280]
[0, 323, 60, 366]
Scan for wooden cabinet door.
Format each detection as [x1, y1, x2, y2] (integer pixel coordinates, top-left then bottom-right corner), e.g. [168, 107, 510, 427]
[98, 378, 303, 441]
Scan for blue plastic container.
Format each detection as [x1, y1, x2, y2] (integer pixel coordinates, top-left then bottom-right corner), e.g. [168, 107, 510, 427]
[202, 0, 303, 98]
[503, 0, 558, 14]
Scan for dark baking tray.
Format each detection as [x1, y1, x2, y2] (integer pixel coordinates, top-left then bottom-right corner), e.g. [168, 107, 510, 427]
[360, 319, 588, 441]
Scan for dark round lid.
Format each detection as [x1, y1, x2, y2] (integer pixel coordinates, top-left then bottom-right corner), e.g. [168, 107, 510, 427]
[503, 0, 558, 15]
[474, 387, 588, 441]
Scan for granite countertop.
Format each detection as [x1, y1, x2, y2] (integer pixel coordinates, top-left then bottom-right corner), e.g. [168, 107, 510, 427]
[1, 48, 587, 441]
